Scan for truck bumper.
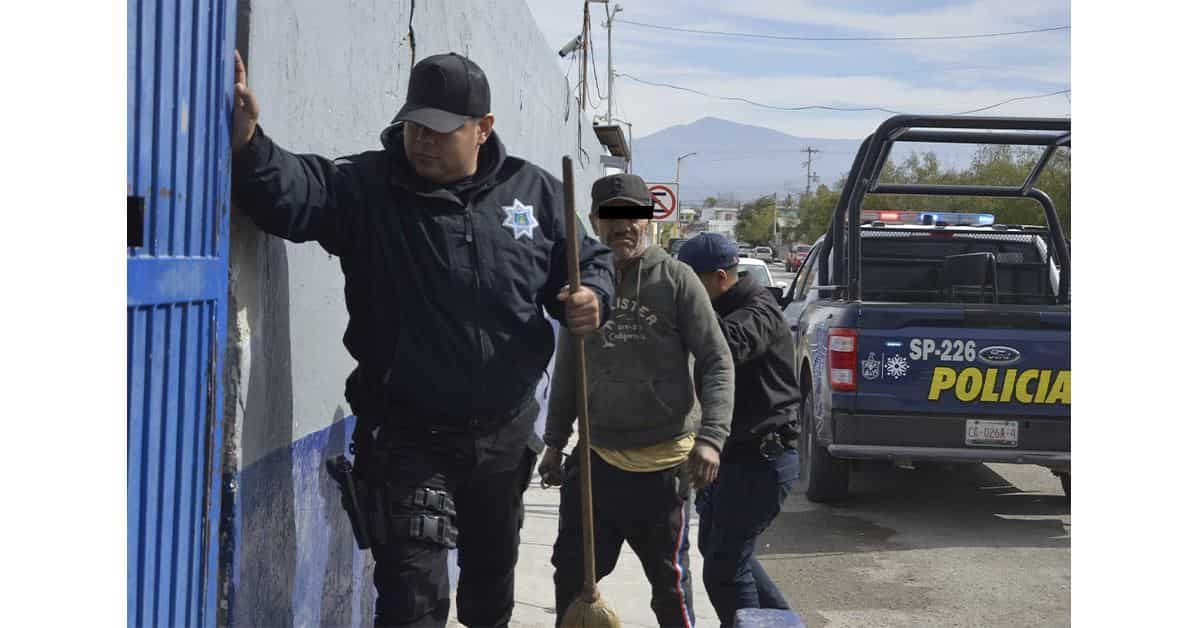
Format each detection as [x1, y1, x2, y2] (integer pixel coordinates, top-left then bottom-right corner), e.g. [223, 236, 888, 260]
[827, 410, 1069, 471]
[827, 444, 1069, 469]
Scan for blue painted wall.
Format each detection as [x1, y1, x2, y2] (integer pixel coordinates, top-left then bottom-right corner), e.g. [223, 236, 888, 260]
[231, 412, 374, 627]
[228, 354, 556, 626]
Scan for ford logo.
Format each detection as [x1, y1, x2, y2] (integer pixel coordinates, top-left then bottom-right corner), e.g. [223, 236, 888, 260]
[978, 346, 1021, 366]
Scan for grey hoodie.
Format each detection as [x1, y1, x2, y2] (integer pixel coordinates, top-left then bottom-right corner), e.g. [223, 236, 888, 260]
[544, 245, 735, 453]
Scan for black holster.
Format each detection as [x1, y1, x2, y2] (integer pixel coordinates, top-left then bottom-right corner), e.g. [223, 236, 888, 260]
[325, 454, 375, 550]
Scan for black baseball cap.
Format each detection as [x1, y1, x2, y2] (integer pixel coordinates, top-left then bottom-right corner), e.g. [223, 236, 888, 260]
[591, 174, 653, 218]
[387, 53, 491, 134]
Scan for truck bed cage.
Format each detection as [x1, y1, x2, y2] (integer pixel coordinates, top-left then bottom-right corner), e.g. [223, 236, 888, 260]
[819, 115, 1071, 304]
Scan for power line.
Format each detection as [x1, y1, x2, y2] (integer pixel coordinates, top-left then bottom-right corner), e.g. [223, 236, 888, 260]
[618, 73, 907, 114]
[618, 19, 1070, 42]
[617, 73, 1070, 116]
[587, 11, 607, 101]
[950, 89, 1072, 115]
[683, 148, 859, 162]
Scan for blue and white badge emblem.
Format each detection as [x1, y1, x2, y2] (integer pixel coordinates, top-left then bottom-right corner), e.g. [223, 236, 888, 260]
[501, 199, 539, 240]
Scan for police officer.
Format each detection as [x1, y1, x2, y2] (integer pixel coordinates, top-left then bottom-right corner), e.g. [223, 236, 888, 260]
[677, 233, 803, 626]
[230, 51, 615, 627]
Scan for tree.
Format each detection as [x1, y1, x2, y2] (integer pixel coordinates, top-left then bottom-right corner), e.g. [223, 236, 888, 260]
[862, 147, 1070, 237]
[703, 196, 718, 208]
[735, 194, 776, 244]
[793, 183, 839, 243]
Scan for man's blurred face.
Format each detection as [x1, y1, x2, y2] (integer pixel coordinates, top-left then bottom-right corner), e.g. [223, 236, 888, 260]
[696, 268, 736, 300]
[592, 203, 651, 265]
[403, 115, 494, 183]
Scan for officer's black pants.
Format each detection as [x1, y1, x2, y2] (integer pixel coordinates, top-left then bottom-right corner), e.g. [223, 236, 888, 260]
[695, 447, 799, 627]
[367, 403, 538, 628]
[551, 449, 696, 628]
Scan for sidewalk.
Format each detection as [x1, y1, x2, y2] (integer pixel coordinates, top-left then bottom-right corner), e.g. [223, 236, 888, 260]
[449, 476, 720, 627]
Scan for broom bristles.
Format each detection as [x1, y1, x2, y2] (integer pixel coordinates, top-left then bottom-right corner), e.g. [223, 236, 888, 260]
[562, 594, 622, 628]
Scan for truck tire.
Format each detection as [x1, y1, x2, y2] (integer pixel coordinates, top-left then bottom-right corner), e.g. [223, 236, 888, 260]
[803, 390, 850, 502]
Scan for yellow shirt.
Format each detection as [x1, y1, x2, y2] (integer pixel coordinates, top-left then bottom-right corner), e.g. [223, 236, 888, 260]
[593, 432, 695, 472]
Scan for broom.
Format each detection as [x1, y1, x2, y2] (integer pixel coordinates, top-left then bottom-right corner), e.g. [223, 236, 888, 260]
[560, 155, 621, 628]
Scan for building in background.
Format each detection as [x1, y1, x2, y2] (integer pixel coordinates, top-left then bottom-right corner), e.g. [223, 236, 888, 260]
[699, 207, 739, 239]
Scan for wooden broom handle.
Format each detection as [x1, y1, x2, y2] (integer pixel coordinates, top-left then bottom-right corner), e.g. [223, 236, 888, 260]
[562, 156, 599, 598]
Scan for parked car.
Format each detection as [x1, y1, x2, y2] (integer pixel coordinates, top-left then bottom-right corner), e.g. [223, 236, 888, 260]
[737, 257, 789, 293]
[752, 246, 774, 262]
[785, 244, 811, 272]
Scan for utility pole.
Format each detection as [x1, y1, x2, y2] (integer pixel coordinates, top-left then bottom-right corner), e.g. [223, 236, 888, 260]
[802, 146, 820, 197]
[604, 4, 622, 124]
[676, 151, 697, 241]
[772, 192, 779, 253]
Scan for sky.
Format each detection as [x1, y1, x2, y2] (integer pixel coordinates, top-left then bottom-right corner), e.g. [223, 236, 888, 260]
[522, 0, 1071, 140]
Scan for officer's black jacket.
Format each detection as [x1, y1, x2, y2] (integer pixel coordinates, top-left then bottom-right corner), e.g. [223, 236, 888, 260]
[711, 276, 803, 448]
[232, 126, 615, 428]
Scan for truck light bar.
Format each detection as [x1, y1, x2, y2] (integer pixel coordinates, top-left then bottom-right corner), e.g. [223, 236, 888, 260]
[860, 210, 995, 226]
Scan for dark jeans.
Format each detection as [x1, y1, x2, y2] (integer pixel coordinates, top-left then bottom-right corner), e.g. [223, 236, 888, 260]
[364, 402, 539, 627]
[552, 450, 696, 628]
[696, 446, 800, 627]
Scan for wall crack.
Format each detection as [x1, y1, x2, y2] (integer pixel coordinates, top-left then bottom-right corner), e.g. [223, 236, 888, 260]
[407, 0, 416, 68]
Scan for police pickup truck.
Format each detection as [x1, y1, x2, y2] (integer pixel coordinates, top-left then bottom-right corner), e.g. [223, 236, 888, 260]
[781, 115, 1070, 502]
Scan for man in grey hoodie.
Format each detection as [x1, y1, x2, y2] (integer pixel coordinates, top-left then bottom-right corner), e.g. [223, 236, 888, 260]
[538, 174, 735, 627]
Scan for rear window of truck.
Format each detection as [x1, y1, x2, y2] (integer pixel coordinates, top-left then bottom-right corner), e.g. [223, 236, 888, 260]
[859, 230, 1058, 305]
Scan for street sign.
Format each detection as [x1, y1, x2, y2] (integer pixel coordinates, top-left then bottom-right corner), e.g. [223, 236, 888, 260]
[647, 182, 678, 221]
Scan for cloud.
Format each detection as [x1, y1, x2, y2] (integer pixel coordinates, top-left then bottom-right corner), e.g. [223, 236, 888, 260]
[716, 0, 1068, 37]
[615, 71, 1070, 138]
[523, 0, 1071, 139]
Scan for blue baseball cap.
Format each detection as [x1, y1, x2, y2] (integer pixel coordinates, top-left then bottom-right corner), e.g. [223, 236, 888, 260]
[678, 233, 740, 274]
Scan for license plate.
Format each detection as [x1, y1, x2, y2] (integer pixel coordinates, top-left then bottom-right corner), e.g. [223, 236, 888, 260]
[965, 420, 1019, 447]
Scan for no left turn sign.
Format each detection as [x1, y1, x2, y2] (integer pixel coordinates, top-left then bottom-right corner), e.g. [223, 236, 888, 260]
[647, 183, 678, 221]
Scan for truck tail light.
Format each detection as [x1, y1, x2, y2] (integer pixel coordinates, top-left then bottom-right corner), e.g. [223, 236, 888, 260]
[829, 327, 858, 392]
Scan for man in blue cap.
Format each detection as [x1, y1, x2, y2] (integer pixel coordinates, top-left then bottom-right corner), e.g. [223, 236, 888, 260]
[677, 233, 803, 625]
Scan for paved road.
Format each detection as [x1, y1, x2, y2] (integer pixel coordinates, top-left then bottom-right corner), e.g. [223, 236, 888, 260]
[762, 462, 1069, 627]
[770, 261, 797, 290]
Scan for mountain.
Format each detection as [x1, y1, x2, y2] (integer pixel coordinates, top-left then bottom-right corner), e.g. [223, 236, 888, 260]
[629, 117, 976, 205]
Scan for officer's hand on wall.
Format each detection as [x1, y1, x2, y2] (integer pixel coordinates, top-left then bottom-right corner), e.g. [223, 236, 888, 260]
[558, 286, 601, 335]
[688, 441, 721, 489]
[538, 447, 565, 488]
[232, 50, 260, 152]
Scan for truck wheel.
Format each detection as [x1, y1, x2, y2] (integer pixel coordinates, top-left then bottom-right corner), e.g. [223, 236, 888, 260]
[803, 391, 849, 502]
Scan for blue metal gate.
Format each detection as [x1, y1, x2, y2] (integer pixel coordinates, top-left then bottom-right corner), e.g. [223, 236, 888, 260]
[127, 0, 235, 626]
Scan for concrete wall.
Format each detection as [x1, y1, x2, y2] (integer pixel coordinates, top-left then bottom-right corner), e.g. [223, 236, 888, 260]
[223, 1, 604, 625]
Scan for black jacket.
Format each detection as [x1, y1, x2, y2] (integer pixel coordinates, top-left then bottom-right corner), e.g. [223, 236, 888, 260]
[231, 125, 615, 428]
[710, 276, 802, 449]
